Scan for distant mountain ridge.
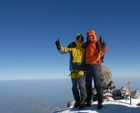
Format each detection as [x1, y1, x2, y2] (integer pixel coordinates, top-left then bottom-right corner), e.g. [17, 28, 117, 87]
[0, 97, 60, 113]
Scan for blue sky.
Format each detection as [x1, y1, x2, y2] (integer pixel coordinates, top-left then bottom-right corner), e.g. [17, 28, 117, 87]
[0, 0, 140, 80]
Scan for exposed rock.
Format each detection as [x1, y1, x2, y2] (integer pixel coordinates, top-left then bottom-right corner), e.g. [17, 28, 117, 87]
[67, 100, 75, 108]
[131, 90, 140, 99]
[98, 65, 115, 90]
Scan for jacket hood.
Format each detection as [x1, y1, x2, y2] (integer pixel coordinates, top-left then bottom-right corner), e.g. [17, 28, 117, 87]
[87, 30, 97, 43]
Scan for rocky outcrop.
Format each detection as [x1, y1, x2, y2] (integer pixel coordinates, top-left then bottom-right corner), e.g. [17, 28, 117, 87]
[98, 65, 115, 89]
[131, 90, 140, 99]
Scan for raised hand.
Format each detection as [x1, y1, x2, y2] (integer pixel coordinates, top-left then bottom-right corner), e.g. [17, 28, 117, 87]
[55, 38, 61, 50]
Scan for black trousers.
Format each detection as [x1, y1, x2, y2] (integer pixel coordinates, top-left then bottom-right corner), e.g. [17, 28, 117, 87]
[85, 64, 103, 105]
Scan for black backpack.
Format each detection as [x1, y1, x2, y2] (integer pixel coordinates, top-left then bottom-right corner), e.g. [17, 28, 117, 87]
[112, 89, 123, 100]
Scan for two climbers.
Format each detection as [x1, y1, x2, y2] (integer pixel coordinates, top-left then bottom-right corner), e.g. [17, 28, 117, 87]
[55, 30, 108, 109]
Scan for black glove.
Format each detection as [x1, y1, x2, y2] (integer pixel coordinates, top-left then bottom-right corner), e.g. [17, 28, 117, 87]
[99, 35, 106, 48]
[55, 38, 60, 46]
[96, 40, 101, 52]
[55, 38, 61, 50]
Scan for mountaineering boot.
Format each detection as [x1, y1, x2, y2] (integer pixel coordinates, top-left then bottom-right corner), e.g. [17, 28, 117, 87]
[79, 101, 86, 109]
[97, 103, 103, 109]
[73, 101, 80, 108]
[86, 101, 92, 107]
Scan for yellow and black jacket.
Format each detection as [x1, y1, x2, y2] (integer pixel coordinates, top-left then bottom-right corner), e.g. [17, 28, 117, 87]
[58, 41, 85, 79]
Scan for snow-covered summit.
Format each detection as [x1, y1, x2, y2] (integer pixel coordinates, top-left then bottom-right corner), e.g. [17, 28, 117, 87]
[55, 98, 140, 113]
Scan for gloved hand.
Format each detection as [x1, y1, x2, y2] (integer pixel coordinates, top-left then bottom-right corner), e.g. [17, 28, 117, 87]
[99, 35, 106, 48]
[55, 38, 61, 50]
[96, 40, 101, 52]
[55, 38, 60, 46]
[99, 35, 104, 44]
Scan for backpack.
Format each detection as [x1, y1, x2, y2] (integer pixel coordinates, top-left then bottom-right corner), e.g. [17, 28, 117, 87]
[112, 89, 123, 100]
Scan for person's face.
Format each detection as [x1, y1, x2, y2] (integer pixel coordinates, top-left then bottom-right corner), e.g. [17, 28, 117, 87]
[76, 36, 83, 42]
[86, 35, 94, 42]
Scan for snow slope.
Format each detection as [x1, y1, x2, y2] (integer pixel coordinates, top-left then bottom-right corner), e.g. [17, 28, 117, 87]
[55, 98, 140, 113]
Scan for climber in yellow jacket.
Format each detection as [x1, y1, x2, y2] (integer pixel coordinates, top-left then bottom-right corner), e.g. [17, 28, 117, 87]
[55, 34, 86, 109]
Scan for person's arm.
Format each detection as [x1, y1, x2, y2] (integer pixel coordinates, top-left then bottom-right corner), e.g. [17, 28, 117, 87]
[60, 47, 72, 53]
[55, 39, 72, 53]
[93, 44, 102, 64]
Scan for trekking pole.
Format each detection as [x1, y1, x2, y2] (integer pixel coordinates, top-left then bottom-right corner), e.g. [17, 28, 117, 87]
[128, 82, 132, 105]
